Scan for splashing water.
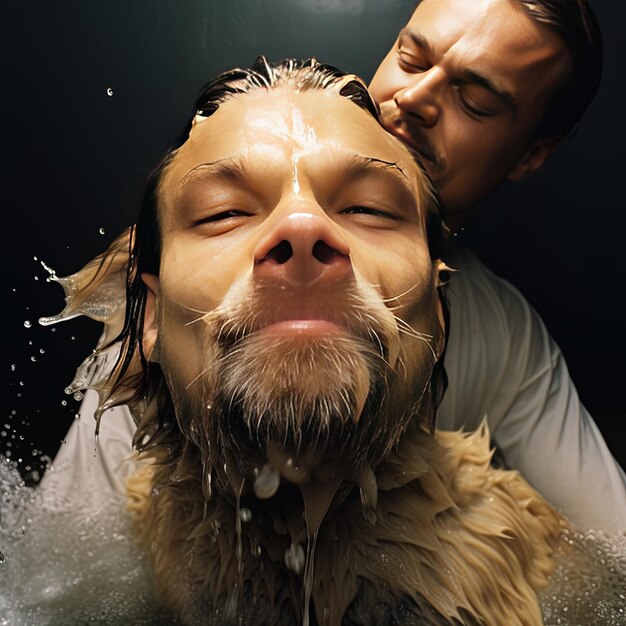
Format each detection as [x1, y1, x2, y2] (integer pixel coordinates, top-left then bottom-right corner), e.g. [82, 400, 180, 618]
[539, 528, 626, 626]
[0, 458, 181, 625]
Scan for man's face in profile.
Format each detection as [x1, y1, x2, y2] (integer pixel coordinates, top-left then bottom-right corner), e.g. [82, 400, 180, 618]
[370, 0, 570, 223]
[141, 87, 445, 472]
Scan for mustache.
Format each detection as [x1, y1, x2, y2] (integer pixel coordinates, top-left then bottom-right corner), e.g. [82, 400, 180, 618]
[378, 103, 446, 176]
[194, 282, 399, 364]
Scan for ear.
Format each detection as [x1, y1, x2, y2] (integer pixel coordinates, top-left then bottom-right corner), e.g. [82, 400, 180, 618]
[141, 273, 159, 361]
[506, 136, 561, 181]
[433, 259, 455, 353]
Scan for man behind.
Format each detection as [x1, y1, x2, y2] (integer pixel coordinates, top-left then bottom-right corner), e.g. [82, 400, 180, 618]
[41, 0, 625, 531]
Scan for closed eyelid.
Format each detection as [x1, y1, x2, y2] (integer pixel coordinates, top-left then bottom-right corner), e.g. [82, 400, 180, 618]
[398, 28, 433, 56]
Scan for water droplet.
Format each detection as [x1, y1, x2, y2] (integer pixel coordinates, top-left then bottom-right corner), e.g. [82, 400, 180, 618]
[99, 227, 105, 235]
[284, 543, 305, 574]
[106, 87, 113, 96]
[64, 387, 73, 395]
[73, 391, 84, 401]
[253, 463, 280, 499]
[30, 356, 37, 362]
[61, 400, 67, 406]
[239, 508, 252, 523]
[23, 320, 32, 328]
[11, 364, 16, 371]
[39, 348, 45, 354]
[34, 276, 39, 281]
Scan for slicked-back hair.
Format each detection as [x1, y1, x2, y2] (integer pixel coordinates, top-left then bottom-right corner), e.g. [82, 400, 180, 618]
[516, 0, 603, 139]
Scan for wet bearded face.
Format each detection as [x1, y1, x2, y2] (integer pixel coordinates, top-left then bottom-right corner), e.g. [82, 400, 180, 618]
[143, 88, 445, 486]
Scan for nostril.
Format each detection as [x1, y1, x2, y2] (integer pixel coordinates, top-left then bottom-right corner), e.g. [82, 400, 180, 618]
[260, 240, 293, 265]
[313, 240, 346, 265]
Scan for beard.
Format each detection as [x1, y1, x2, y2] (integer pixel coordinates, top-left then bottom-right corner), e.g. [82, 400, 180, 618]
[158, 279, 439, 491]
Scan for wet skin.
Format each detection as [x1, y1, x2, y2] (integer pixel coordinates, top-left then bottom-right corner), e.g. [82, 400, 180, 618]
[369, 0, 570, 227]
[141, 88, 443, 387]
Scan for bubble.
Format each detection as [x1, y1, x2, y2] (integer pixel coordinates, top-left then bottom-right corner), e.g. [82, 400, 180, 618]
[106, 87, 113, 96]
[253, 463, 280, 499]
[23, 320, 32, 328]
[284, 543, 305, 574]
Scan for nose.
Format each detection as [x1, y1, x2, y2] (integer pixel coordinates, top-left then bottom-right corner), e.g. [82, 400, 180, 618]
[254, 210, 352, 287]
[394, 69, 442, 128]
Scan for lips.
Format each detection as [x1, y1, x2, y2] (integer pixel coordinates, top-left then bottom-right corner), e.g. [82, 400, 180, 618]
[260, 319, 345, 335]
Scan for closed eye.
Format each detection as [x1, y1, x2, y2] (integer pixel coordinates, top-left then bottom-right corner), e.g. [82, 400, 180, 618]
[194, 209, 251, 225]
[340, 206, 397, 220]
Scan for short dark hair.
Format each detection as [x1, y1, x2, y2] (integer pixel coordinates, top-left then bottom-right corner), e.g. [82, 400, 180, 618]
[515, 0, 603, 139]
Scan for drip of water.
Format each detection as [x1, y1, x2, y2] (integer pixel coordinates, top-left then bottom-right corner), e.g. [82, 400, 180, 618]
[253, 463, 280, 499]
[302, 531, 319, 626]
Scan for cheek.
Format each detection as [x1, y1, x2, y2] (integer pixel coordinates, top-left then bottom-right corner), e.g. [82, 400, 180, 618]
[159, 240, 251, 314]
[351, 235, 432, 301]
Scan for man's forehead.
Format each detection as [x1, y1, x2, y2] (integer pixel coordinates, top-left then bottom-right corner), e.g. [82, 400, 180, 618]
[164, 88, 414, 183]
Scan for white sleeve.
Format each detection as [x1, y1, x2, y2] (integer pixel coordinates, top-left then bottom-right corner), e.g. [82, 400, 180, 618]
[437, 247, 626, 532]
[38, 389, 137, 508]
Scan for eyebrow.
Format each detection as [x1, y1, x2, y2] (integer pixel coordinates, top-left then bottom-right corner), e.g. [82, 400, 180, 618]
[399, 27, 433, 57]
[345, 155, 408, 180]
[176, 154, 411, 196]
[177, 158, 249, 193]
[400, 27, 517, 115]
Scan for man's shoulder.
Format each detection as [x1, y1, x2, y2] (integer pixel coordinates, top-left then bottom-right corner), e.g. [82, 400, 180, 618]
[445, 244, 544, 339]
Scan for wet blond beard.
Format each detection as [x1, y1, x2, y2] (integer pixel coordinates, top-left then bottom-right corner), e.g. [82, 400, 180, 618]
[155, 279, 441, 498]
[127, 425, 564, 626]
[128, 279, 480, 624]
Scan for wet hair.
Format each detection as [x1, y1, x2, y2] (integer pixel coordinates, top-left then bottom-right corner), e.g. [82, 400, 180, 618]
[117, 56, 447, 423]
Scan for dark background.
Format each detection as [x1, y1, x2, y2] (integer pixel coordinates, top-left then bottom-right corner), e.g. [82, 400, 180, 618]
[6, 0, 625, 478]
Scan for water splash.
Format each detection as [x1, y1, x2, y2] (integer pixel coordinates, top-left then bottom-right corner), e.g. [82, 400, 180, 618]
[0, 458, 180, 625]
[539, 528, 626, 625]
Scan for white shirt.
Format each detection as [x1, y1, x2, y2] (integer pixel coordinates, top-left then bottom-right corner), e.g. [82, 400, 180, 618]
[40, 246, 626, 531]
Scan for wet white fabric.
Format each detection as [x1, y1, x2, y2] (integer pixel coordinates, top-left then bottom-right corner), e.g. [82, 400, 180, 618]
[39, 245, 626, 532]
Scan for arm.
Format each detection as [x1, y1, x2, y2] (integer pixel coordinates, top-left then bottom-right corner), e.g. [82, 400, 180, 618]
[437, 246, 626, 532]
[38, 389, 137, 507]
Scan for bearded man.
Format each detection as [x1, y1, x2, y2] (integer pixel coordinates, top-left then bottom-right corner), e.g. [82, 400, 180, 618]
[41, 0, 625, 534]
[41, 57, 601, 626]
